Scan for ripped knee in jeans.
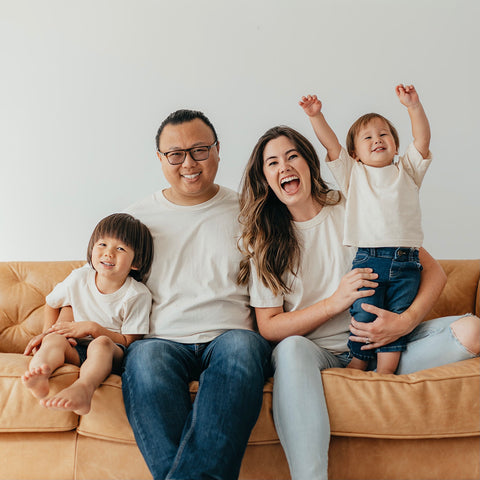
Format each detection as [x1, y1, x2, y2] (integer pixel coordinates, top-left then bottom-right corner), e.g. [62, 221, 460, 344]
[450, 314, 480, 355]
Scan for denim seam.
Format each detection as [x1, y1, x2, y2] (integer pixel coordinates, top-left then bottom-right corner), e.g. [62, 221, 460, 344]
[122, 369, 151, 468]
[166, 377, 199, 480]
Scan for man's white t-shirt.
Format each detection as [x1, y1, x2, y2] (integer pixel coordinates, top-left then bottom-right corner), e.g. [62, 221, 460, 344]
[249, 197, 355, 354]
[327, 144, 432, 248]
[126, 186, 253, 343]
[46, 264, 152, 335]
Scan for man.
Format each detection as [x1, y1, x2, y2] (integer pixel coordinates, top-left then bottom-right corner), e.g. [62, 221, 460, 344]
[122, 109, 271, 480]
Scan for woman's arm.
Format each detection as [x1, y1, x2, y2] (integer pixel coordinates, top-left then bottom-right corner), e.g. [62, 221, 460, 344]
[349, 248, 447, 350]
[256, 268, 378, 342]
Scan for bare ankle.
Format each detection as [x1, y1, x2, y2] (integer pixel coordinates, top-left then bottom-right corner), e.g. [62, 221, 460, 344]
[347, 357, 368, 370]
[377, 351, 401, 375]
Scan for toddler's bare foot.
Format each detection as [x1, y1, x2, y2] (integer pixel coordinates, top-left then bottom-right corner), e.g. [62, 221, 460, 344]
[41, 382, 95, 415]
[21, 365, 52, 399]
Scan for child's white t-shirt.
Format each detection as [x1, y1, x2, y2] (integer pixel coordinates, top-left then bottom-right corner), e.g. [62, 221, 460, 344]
[126, 186, 253, 344]
[327, 144, 432, 248]
[46, 264, 151, 335]
[249, 197, 355, 354]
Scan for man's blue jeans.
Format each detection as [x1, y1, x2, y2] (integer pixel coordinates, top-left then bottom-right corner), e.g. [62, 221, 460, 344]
[348, 247, 422, 361]
[122, 329, 272, 480]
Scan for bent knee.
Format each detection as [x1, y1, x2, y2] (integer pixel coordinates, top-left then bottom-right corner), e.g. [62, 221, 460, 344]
[89, 335, 116, 350]
[272, 336, 316, 367]
[451, 315, 480, 355]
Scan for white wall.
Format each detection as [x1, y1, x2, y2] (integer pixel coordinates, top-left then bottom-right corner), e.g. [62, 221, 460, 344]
[1, 0, 479, 261]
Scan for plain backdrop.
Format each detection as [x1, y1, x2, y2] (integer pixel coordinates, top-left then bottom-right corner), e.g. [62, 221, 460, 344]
[1, 0, 479, 261]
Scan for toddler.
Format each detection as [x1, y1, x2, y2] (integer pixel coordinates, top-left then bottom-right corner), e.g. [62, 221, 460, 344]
[300, 85, 431, 374]
[22, 213, 153, 413]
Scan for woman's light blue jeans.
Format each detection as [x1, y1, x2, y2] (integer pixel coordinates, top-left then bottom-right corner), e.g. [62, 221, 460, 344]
[272, 315, 477, 480]
[122, 329, 271, 480]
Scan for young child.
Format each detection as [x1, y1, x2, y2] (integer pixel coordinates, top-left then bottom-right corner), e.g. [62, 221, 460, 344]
[300, 84, 431, 374]
[22, 213, 153, 414]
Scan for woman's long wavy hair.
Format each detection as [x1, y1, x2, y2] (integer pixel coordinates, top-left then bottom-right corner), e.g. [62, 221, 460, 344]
[238, 126, 339, 296]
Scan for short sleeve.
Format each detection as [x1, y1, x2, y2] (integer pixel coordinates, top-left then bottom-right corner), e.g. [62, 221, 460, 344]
[398, 143, 432, 187]
[248, 260, 284, 308]
[326, 147, 355, 194]
[121, 286, 152, 335]
[45, 268, 83, 308]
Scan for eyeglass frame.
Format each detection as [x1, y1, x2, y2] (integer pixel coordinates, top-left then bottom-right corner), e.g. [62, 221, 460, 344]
[157, 141, 218, 165]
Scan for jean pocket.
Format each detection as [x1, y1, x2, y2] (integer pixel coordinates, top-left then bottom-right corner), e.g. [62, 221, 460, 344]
[391, 259, 423, 277]
[352, 250, 369, 267]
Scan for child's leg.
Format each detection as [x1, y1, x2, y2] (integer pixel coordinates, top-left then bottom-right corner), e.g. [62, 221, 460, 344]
[347, 357, 368, 370]
[22, 333, 79, 399]
[42, 336, 123, 415]
[376, 351, 401, 374]
[376, 248, 422, 373]
[348, 249, 388, 368]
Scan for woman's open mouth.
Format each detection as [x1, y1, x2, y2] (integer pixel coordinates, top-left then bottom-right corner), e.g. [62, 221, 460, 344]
[280, 175, 300, 194]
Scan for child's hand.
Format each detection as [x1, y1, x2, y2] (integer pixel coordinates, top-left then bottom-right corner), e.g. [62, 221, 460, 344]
[47, 320, 93, 339]
[24, 333, 47, 355]
[299, 95, 323, 117]
[396, 84, 420, 108]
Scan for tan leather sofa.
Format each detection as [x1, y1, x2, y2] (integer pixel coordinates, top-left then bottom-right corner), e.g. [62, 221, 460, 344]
[0, 259, 479, 480]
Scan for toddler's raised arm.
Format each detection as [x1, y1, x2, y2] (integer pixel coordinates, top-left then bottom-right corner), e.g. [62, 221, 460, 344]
[395, 84, 431, 158]
[299, 95, 342, 162]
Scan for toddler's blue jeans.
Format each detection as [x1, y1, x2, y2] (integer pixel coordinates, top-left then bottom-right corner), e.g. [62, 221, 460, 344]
[348, 247, 422, 361]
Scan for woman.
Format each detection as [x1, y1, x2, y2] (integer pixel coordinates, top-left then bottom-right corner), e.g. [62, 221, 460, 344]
[238, 125, 480, 480]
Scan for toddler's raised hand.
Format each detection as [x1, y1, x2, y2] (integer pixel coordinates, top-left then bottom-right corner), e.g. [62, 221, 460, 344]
[396, 84, 420, 107]
[299, 94, 322, 117]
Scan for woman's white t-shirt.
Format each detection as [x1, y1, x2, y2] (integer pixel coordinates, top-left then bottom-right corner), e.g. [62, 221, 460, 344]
[249, 197, 355, 354]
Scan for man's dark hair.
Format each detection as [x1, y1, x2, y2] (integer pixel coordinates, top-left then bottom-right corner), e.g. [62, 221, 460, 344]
[155, 109, 218, 150]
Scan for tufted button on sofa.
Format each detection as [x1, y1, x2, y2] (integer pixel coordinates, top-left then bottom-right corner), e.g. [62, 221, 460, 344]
[0, 260, 479, 479]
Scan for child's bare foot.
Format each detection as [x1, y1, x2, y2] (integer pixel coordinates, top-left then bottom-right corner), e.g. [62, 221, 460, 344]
[21, 365, 52, 399]
[41, 382, 95, 415]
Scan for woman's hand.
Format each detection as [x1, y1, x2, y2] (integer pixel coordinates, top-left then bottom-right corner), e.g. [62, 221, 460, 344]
[349, 304, 415, 350]
[326, 268, 378, 317]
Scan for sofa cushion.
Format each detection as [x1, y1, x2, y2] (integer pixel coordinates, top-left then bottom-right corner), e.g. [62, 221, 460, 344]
[0, 261, 85, 353]
[323, 357, 480, 439]
[77, 376, 279, 445]
[0, 353, 79, 432]
[77, 358, 480, 444]
[425, 259, 480, 320]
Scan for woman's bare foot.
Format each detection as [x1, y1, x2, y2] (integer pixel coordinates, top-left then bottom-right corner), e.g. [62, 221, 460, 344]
[21, 365, 52, 399]
[41, 381, 95, 415]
